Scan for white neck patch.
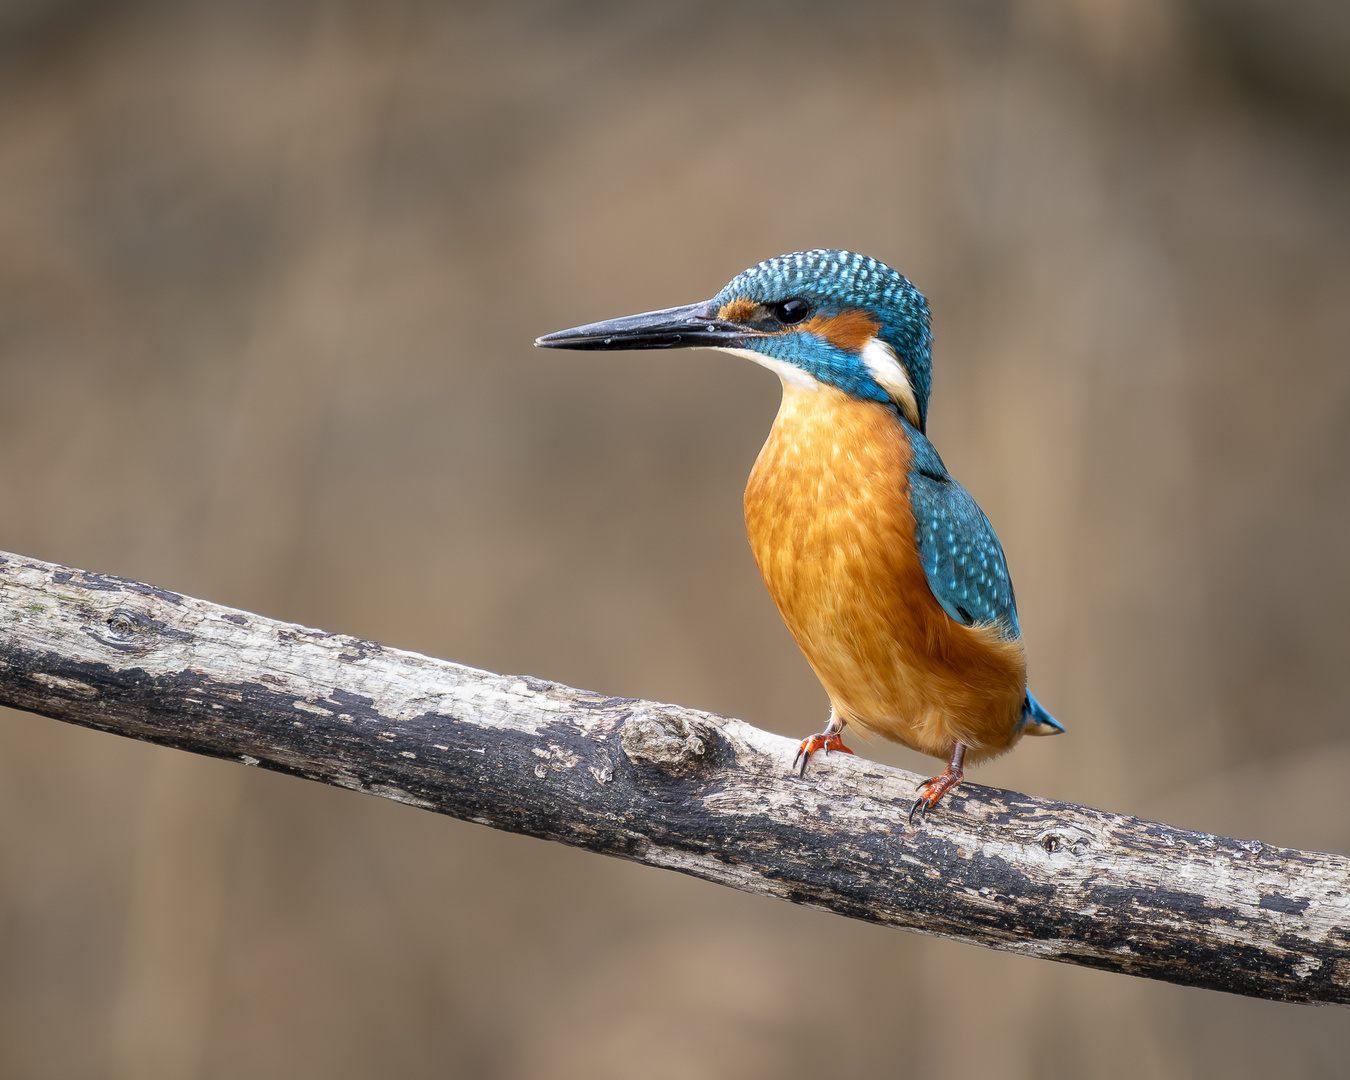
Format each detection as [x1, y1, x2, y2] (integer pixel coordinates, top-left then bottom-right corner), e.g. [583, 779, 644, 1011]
[861, 337, 921, 427]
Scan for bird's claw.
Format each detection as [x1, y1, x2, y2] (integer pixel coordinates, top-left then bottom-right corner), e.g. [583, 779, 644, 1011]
[792, 731, 853, 776]
[908, 765, 965, 823]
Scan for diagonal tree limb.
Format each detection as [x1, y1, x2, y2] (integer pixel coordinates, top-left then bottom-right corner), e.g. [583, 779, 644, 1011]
[0, 549, 1346, 1004]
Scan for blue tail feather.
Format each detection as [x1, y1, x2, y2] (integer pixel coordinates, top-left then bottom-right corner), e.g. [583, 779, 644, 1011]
[1022, 689, 1064, 736]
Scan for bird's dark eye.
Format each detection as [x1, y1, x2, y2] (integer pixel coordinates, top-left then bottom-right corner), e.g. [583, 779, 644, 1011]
[772, 298, 811, 325]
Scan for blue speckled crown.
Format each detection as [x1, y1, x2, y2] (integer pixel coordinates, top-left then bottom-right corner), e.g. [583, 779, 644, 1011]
[711, 250, 933, 428]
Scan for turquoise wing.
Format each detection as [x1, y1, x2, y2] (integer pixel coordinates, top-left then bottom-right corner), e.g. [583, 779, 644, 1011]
[902, 421, 1020, 639]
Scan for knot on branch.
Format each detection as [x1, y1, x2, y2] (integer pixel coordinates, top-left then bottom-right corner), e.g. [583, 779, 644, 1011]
[1036, 829, 1093, 856]
[621, 710, 705, 771]
[104, 608, 151, 641]
[84, 605, 191, 654]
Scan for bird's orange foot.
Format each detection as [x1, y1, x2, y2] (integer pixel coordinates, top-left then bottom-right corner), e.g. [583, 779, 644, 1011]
[909, 764, 965, 822]
[792, 731, 853, 776]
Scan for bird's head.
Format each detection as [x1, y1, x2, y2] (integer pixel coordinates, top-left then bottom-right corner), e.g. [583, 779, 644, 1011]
[536, 249, 933, 431]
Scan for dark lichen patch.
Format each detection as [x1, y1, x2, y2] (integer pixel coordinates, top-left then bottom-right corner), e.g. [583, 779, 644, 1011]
[1259, 893, 1311, 915]
[337, 638, 382, 662]
[50, 568, 183, 605]
[323, 689, 385, 726]
[570, 694, 640, 712]
[1087, 883, 1244, 925]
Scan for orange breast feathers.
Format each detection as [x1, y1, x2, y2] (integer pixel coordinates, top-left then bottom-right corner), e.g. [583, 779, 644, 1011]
[743, 383, 1028, 763]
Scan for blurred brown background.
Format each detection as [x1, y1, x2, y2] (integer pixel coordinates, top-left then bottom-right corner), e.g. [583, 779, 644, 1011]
[1, 0, 1348, 1076]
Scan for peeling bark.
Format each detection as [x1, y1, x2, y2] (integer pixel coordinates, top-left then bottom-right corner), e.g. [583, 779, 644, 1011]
[0, 550, 1347, 1004]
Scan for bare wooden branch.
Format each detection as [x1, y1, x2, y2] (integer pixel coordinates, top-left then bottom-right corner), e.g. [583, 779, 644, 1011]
[0, 550, 1346, 1004]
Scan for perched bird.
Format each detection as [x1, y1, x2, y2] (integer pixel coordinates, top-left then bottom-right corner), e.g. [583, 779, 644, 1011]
[536, 250, 1062, 817]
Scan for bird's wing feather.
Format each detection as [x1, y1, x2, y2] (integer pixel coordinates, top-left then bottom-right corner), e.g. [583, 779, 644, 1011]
[903, 422, 1020, 638]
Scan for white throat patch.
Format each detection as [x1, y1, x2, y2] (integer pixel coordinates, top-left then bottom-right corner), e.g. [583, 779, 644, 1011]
[712, 346, 820, 391]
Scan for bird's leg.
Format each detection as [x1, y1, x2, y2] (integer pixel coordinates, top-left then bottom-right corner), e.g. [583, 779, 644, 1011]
[793, 712, 853, 776]
[909, 742, 967, 822]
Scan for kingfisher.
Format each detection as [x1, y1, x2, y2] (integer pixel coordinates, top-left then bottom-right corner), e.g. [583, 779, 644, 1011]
[536, 250, 1062, 817]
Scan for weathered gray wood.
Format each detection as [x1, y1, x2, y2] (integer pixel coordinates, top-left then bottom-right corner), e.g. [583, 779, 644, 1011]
[0, 549, 1346, 1004]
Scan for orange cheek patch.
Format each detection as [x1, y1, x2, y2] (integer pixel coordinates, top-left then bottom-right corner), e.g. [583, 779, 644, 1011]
[718, 297, 759, 322]
[799, 309, 881, 352]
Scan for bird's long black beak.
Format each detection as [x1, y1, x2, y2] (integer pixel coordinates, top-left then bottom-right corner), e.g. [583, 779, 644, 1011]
[534, 301, 750, 351]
